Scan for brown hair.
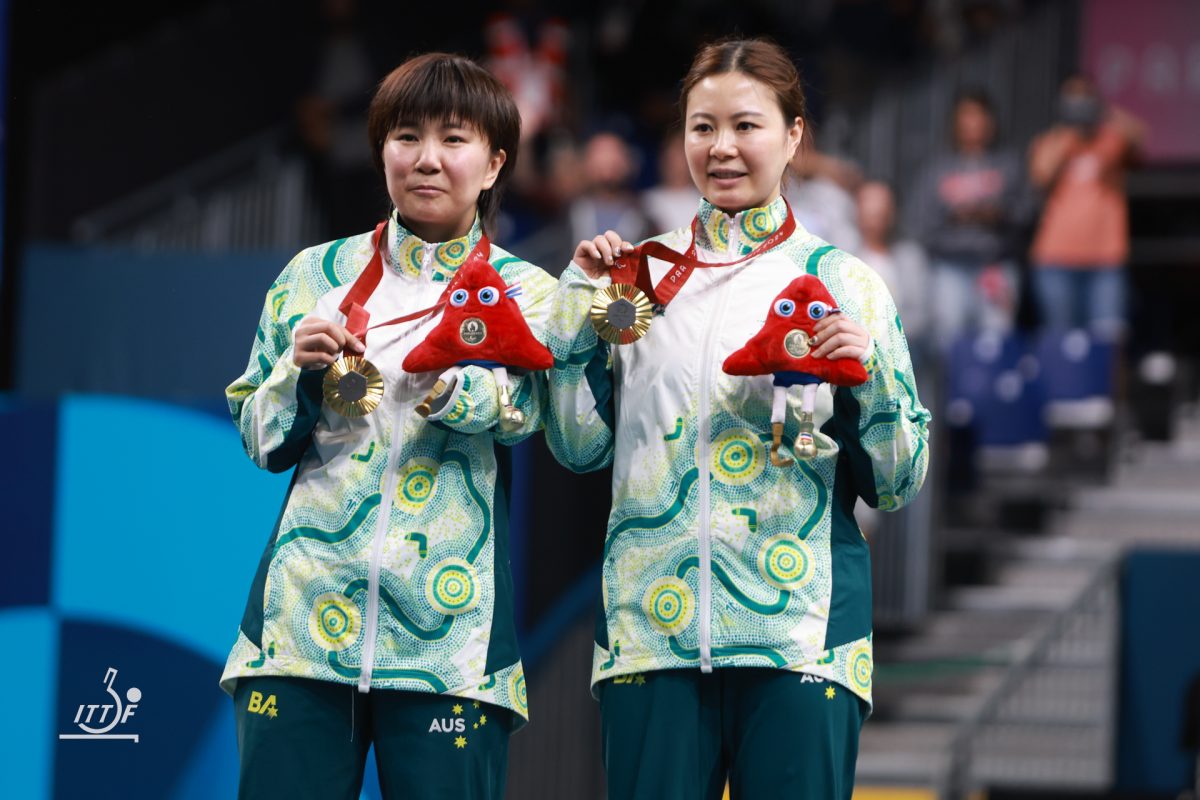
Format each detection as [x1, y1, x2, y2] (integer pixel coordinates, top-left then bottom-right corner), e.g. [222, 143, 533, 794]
[367, 52, 520, 232]
[679, 37, 808, 133]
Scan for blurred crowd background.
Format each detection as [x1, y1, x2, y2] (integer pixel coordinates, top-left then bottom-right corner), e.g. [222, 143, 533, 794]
[3, 1, 1200, 798]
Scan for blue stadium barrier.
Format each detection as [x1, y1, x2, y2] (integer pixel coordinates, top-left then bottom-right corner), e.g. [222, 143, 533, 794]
[945, 332, 1049, 456]
[1036, 328, 1117, 430]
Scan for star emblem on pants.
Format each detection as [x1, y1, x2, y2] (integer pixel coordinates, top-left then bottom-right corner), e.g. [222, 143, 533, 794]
[454, 736, 467, 749]
[825, 686, 836, 700]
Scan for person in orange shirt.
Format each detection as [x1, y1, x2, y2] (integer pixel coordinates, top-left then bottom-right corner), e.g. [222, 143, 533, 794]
[1028, 74, 1146, 341]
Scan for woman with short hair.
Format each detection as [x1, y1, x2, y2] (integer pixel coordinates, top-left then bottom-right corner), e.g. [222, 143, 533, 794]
[221, 52, 554, 800]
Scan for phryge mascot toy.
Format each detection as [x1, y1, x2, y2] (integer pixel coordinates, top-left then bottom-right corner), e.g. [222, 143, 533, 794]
[403, 254, 552, 430]
[723, 274, 868, 465]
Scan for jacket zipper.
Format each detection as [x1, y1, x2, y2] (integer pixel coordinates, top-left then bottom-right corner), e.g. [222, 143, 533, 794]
[357, 399, 406, 692]
[358, 243, 434, 691]
[696, 214, 741, 672]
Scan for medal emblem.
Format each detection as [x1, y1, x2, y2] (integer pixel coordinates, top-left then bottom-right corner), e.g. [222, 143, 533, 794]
[323, 356, 384, 417]
[459, 317, 487, 346]
[783, 329, 811, 359]
[590, 284, 653, 345]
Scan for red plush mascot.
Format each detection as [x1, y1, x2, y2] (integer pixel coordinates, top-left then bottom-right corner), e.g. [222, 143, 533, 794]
[724, 274, 868, 465]
[403, 254, 551, 431]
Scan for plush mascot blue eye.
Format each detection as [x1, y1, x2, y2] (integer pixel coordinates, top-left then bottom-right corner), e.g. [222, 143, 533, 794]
[478, 287, 500, 306]
[807, 301, 831, 320]
[450, 289, 470, 307]
[774, 299, 796, 317]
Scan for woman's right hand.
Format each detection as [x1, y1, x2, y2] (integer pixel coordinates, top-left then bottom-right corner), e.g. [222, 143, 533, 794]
[573, 230, 634, 280]
[293, 317, 365, 369]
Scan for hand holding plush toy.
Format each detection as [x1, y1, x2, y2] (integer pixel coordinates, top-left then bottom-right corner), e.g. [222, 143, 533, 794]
[724, 275, 868, 465]
[403, 254, 552, 431]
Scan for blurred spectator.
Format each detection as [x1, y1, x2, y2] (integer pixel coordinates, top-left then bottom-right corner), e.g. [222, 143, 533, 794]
[295, 0, 384, 238]
[907, 88, 1025, 349]
[504, 135, 585, 274]
[569, 131, 651, 246]
[787, 143, 863, 251]
[484, 13, 570, 142]
[855, 180, 931, 353]
[1028, 74, 1145, 342]
[641, 132, 701, 232]
[925, 0, 1019, 56]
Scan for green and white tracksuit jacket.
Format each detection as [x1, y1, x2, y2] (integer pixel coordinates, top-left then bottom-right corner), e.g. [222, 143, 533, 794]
[544, 197, 931, 707]
[220, 213, 555, 723]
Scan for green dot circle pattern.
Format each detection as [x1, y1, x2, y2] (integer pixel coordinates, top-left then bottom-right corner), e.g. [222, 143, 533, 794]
[710, 429, 765, 486]
[757, 534, 815, 590]
[308, 592, 362, 652]
[396, 459, 439, 513]
[847, 644, 872, 694]
[426, 559, 479, 615]
[642, 576, 695, 635]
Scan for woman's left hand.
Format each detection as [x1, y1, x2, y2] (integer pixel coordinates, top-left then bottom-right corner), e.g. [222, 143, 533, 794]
[811, 313, 871, 362]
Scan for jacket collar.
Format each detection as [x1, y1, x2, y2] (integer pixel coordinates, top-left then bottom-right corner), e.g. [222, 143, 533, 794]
[386, 210, 485, 282]
[694, 195, 790, 256]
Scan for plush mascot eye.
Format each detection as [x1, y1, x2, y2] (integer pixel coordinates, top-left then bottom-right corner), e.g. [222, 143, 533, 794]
[807, 301, 832, 320]
[774, 299, 796, 317]
[477, 287, 499, 306]
[449, 289, 469, 307]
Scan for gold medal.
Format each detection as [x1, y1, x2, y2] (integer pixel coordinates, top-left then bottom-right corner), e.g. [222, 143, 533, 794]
[590, 284, 653, 345]
[323, 356, 384, 417]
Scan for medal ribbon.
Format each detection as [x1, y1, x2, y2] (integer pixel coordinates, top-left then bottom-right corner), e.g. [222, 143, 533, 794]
[336, 220, 492, 351]
[610, 199, 796, 308]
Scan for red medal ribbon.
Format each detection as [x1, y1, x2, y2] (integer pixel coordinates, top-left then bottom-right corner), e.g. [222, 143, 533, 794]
[610, 199, 796, 308]
[336, 220, 491, 351]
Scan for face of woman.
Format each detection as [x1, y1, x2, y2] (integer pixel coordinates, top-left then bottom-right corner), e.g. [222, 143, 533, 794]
[954, 100, 995, 154]
[382, 119, 506, 242]
[684, 72, 803, 214]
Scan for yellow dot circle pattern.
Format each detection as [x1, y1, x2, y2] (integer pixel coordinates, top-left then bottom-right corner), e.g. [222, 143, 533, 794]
[847, 644, 872, 694]
[509, 669, 528, 715]
[741, 208, 773, 242]
[397, 238, 423, 274]
[705, 214, 729, 251]
[436, 240, 469, 268]
[426, 559, 479, 615]
[642, 576, 695, 635]
[395, 459, 438, 513]
[710, 429, 765, 486]
[757, 534, 816, 590]
[308, 592, 361, 652]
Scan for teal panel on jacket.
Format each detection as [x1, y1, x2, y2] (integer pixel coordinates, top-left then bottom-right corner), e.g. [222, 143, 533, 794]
[822, 392, 874, 650]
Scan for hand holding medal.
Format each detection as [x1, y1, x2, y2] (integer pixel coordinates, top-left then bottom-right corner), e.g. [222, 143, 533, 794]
[572, 230, 634, 281]
[294, 317, 385, 418]
[581, 201, 797, 346]
[575, 231, 654, 346]
[293, 318, 366, 369]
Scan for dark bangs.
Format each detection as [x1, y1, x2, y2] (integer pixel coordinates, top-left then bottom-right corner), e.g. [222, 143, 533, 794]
[367, 53, 521, 231]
